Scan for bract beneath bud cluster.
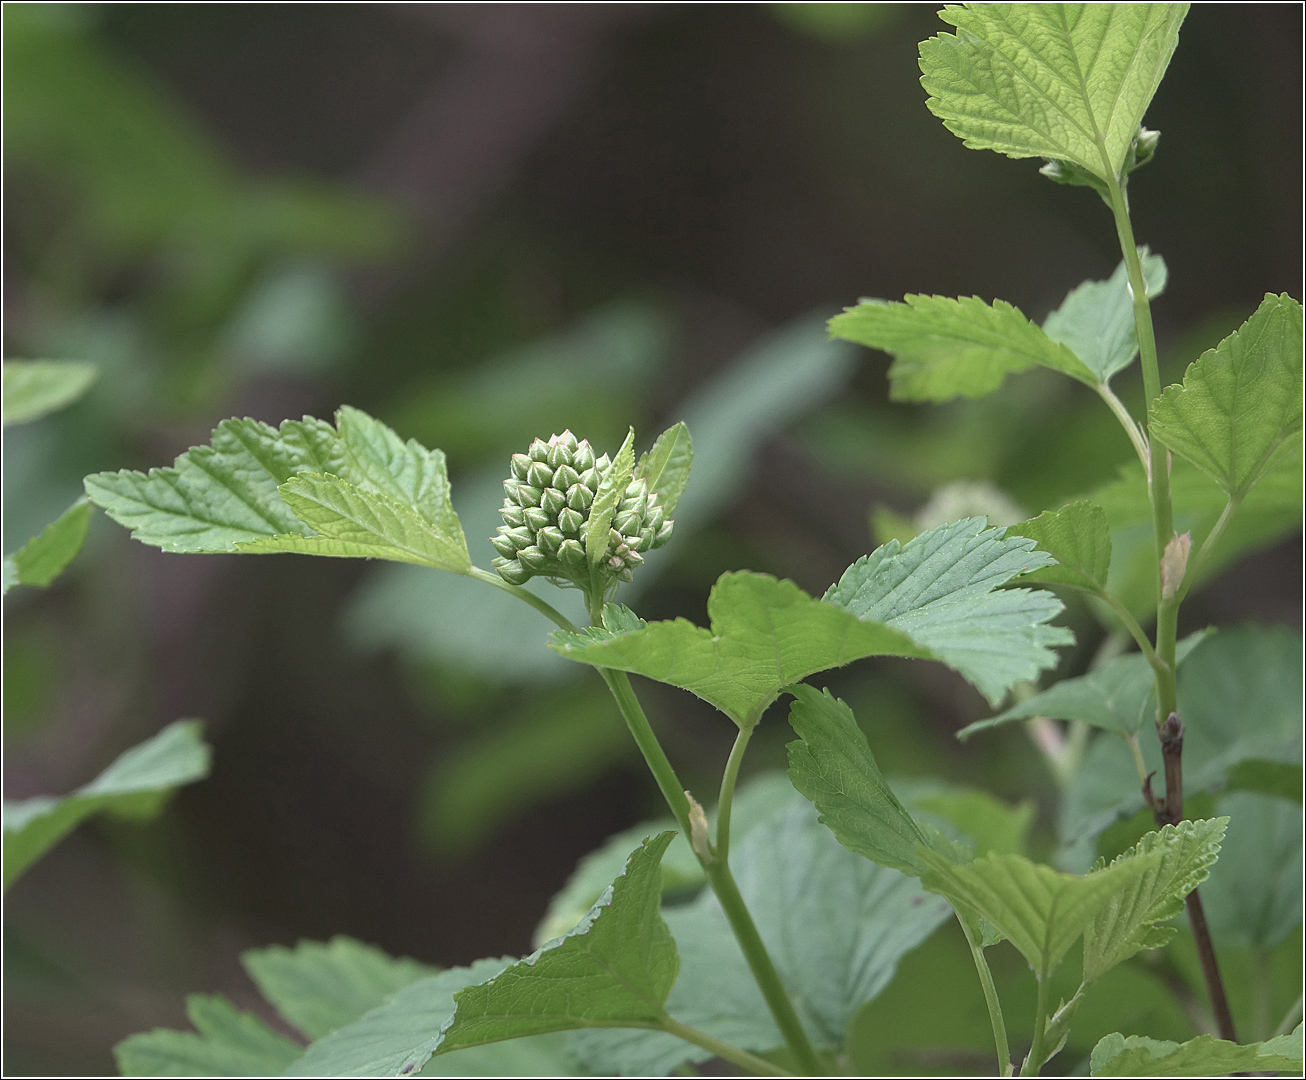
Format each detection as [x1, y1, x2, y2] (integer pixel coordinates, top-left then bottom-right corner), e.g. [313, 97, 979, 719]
[491, 430, 673, 589]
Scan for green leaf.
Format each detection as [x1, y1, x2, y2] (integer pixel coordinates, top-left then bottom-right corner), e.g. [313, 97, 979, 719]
[1149, 293, 1304, 498]
[419, 1033, 578, 1076]
[1042, 251, 1169, 384]
[285, 958, 513, 1076]
[960, 629, 1211, 741]
[824, 517, 1073, 706]
[587, 427, 635, 568]
[897, 780, 1036, 858]
[828, 294, 1094, 402]
[571, 797, 953, 1075]
[84, 409, 470, 570]
[635, 422, 693, 515]
[785, 685, 940, 877]
[242, 936, 436, 1041]
[114, 994, 301, 1077]
[1089, 1024, 1304, 1076]
[1082, 818, 1227, 983]
[434, 833, 678, 1054]
[1224, 759, 1302, 804]
[551, 571, 930, 728]
[919, 4, 1189, 183]
[1007, 500, 1112, 591]
[3, 719, 210, 890]
[2, 359, 97, 426]
[2, 497, 93, 595]
[918, 846, 1158, 980]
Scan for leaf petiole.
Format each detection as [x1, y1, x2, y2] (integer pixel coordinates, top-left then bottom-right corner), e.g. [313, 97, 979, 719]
[659, 1015, 794, 1077]
[959, 913, 1012, 1077]
[468, 565, 580, 633]
[716, 718, 758, 860]
[1176, 494, 1241, 604]
[1019, 975, 1052, 1077]
[1095, 383, 1150, 471]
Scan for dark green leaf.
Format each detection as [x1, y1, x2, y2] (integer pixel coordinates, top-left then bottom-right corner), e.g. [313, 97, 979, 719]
[1224, 759, 1302, 804]
[1007, 500, 1112, 591]
[114, 994, 301, 1077]
[2, 359, 97, 426]
[1089, 1024, 1303, 1076]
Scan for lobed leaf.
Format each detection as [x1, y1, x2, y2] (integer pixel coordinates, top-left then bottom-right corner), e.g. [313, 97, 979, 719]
[1089, 1024, 1304, 1077]
[3, 720, 210, 890]
[551, 571, 930, 728]
[587, 427, 636, 568]
[1042, 251, 1168, 384]
[115, 995, 300, 1078]
[1081, 818, 1226, 983]
[635, 422, 693, 515]
[824, 517, 1072, 706]
[919, 4, 1188, 183]
[1149, 293, 1304, 498]
[2, 358, 97, 426]
[1007, 500, 1112, 591]
[2, 497, 93, 596]
[828, 294, 1093, 402]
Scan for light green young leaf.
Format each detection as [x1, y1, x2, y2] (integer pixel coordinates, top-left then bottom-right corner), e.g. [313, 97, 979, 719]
[242, 937, 435, 1042]
[236, 474, 471, 572]
[918, 846, 1157, 980]
[1089, 1024, 1304, 1077]
[959, 630, 1211, 741]
[824, 517, 1072, 706]
[1149, 293, 1304, 498]
[571, 797, 952, 1076]
[635, 422, 693, 516]
[435, 833, 678, 1054]
[551, 572, 930, 728]
[1007, 500, 1112, 591]
[2, 497, 93, 595]
[587, 427, 636, 568]
[3, 719, 210, 890]
[2, 359, 97, 426]
[919, 4, 1189, 183]
[1082, 818, 1227, 983]
[828, 294, 1094, 402]
[114, 994, 301, 1077]
[1043, 251, 1169, 384]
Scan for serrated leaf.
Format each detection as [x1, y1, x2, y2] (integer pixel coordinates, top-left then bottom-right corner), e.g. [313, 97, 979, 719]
[1149, 293, 1304, 498]
[1043, 252, 1169, 383]
[1089, 1024, 1304, 1076]
[570, 797, 952, 1076]
[824, 517, 1073, 706]
[918, 846, 1158, 980]
[236, 474, 471, 572]
[242, 937, 436, 1041]
[283, 957, 512, 1077]
[587, 427, 636, 568]
[2, 497, 93, 595]
[114, 994, 301, 1077]
[434, 833, 678, 1054]
[1007, 500, 1112, 591]
[1082, 818, 1227, 983]
[919, 4, 1189, 183]
[2, 359, 97, 426]
[829, 294, 1094, 402]
[635, 422, 693, 515]
[3, 719, 210, 890]
[960, 629, 1211, 741]
[551, 571, 930, 728]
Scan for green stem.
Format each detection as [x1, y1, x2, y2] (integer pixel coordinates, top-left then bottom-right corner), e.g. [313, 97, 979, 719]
[1125, 733, 1149, 789]
[1020, 977, 1051, 1077]
[469, 566, 580, 632]
[660, 1015, 794, 1077]
[704, 861, 824, 1076]
[1272, 993, 1304, 1039]
[958, 913, 1012, 1077]
[716, 723, 755, 859]
[1052, 582, 1163, 679]
[1177, 495, 1240, 604]
[1095, 383, 1151, 471]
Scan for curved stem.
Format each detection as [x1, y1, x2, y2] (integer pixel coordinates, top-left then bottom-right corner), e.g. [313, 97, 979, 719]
[1177, 495, 1240, 604]
[958, 913, 1011, 1077]
[1020, 976, 1051, 1077]
[1095, 383, 1150, 471]
[1051, 582, 1163, 678]
[468, 566, 579, 632]
[716, 723, 754, 860]
[1273, 993, 1304, 1039]
[660, 1015, 795, 1077]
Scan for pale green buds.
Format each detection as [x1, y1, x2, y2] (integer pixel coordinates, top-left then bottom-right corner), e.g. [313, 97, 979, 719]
[491, 429, 675, 592]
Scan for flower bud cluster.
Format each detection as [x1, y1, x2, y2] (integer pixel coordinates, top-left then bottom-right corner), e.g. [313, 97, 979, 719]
[491, 430, 673, 589]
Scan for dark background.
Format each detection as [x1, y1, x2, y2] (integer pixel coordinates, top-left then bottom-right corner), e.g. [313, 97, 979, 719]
[4, 4, 1301, 1075]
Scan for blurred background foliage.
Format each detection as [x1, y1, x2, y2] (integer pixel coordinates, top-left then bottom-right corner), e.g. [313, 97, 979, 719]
[2, 3, 1300, 1075]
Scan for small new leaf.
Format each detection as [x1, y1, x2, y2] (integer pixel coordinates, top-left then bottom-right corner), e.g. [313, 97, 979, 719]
[635, 422, 693, 515]
[1007, 501, 1112, 591]
[828, 294, 1094, 402]
[1089, 1024, 1304, 1077]
[434, 833, 678, 1053]
[2, 359, 97, 426]
[1149, 293, 1304, 498]
[115, 995, 301, 1078]
[919, 4, 1189, 184]
[587, 427, 636, 568]
[2, 498, 93, 595]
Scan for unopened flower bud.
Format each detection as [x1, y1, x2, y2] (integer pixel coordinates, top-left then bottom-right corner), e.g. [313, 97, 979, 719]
[493, 557, 529, 585]
[528, 438, 550, 462]
[553, 464, 580, 490]
[573, 443, 595, 472]
[510, 454, 532, 481]
[518, 545, 548, 570]
[523, 506, 551, 532]
[514, 484, 542, 508]
[557, 507, 584, 535]
[567, 484, 593, 512]
[540, 487, 566, 516]
[537, 526, 564, 555]
[500, 505, 526, 528]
